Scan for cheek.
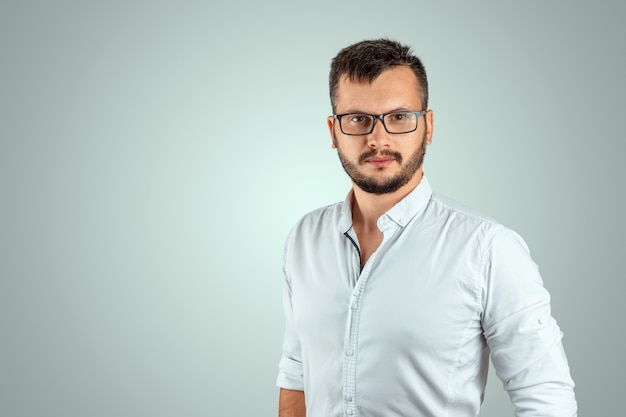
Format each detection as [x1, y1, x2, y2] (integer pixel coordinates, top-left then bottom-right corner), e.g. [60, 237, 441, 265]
[337, 141, 366, 159]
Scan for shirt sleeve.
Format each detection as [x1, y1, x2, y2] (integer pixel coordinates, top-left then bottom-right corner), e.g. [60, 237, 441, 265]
[481, 226, 577, 416]
[276, 230, 305, 391]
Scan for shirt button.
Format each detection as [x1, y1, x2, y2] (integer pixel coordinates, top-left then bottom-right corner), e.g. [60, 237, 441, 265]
[346, 409, 354, 415]
[351, 303, 358, 310]
[346, 349, 354, 356]
[345, 395, 353, 402]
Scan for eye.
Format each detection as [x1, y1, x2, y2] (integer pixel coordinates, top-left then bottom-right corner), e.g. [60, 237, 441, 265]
[390, 112, 407, 121]
[348, 114, 368, 124]
[386, 112, 416, 126]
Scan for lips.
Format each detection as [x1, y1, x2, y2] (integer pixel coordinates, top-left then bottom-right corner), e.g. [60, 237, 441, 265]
[368, 156, 395, 163]
[358, 150, 402, 166]
[366, 156, 396, 168]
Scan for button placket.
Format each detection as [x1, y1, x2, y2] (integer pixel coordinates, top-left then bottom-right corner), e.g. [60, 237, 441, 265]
[343, 278, 362, 416]
[342, 223, 398, 417]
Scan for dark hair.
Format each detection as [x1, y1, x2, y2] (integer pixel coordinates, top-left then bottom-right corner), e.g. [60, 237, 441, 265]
[329, 38, 428, 113]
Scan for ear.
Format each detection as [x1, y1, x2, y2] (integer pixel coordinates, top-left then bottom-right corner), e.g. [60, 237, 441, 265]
[327, 116, 337, 149]
[424, 110, 434, 145]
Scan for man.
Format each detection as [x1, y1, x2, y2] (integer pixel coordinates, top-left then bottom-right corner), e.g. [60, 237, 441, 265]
[276, 38, 577, 417]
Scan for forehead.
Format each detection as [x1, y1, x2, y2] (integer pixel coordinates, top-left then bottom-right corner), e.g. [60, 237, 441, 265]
[336, 66, 422, 113]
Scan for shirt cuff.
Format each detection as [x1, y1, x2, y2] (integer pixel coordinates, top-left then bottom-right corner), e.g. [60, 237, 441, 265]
[276, 355, 305, 391]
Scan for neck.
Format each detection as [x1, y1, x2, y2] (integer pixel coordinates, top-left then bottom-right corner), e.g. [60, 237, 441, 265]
[352, 170, 423, 228]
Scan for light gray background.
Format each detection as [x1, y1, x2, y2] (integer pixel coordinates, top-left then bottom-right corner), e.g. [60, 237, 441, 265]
[1, 1, 624, 416]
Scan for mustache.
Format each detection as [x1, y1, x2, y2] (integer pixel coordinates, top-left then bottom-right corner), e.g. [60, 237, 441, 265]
[358, 149, 403, 164]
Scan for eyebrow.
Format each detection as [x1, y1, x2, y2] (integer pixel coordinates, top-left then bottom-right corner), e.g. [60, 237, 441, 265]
[337, 106, 416, 114]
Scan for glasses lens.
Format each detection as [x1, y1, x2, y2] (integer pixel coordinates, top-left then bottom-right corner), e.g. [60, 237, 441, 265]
[340, 114, 374, 135]
[383, 112, 418, 133]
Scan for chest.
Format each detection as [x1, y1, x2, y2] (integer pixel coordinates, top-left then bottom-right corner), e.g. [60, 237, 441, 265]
[357, 230, 383, 267]
[289, 234, 484, 354]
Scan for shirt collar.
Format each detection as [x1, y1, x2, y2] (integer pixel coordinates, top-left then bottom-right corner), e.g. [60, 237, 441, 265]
[338, 175, 433, 233]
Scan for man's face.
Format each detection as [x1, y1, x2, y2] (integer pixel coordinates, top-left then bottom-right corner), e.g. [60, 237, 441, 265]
[327, 66, 433, 195]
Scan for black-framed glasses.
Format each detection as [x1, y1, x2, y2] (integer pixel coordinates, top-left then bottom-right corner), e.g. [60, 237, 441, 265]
[333, 110, 427, 136]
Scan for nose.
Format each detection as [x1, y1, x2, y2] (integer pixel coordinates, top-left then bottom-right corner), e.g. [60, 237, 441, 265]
[366, 118, 390, 148]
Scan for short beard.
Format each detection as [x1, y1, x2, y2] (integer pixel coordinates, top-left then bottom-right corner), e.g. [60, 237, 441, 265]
[335, 132, 427, 195]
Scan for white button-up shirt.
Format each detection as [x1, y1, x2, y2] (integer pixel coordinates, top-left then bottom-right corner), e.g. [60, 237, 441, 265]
[277, 177, 577, 417]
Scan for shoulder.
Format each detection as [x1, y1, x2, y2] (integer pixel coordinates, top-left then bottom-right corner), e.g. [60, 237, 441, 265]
[292, 201, 343, 230]
[425, 192, 527, 253]
[429, 192, 499, 226]
[425, 192, 502, 238]
[284, 201, 344, 247]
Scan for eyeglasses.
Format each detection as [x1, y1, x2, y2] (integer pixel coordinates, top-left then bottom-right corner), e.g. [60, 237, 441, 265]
[333, 110, 427, 136]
